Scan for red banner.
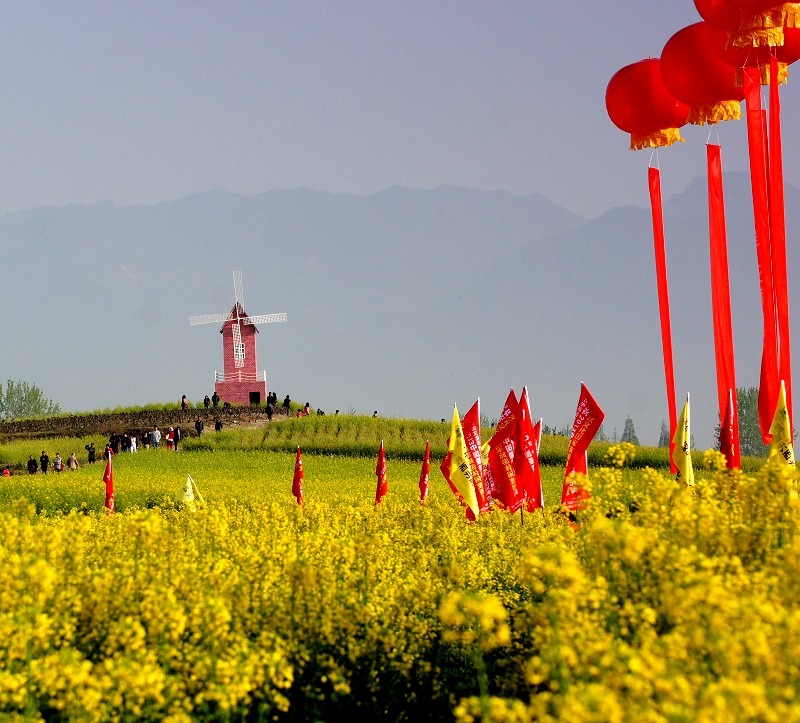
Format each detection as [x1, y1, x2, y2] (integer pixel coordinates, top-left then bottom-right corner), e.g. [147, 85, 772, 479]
[769, 56, 793, 434]
[485, 390, 520, 510]
[648, 166, 678, 474]
[562, 384, 604, 510]
[292, 446, 304, 505]
[707, 144, 740, 470]
[375, 441, 387, 505]
[103, 456, 115, 514]
[462, 400, 488, 512]
[419, 441, 430, 504]
[744, 68, 779, 443]
[514, 387, 543, 511]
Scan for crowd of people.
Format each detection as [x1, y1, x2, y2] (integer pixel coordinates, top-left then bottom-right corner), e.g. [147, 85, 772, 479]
[23, 449, 80, 474]
[8, 391, 357, 476]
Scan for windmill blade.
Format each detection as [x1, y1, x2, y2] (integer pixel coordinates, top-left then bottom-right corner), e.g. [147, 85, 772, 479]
[232, 321, 245, 368]
[189, 313, 230, 326]
[242, 313, 288, 325]
[233, 270, 244, 308]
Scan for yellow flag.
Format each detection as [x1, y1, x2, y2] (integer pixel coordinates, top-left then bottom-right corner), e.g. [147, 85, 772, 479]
[178, 475, 195, 508]
[671, 394, 694, 486]
[449, 405, 480, 517]
[190, 474, 206, 504]
[178, 474, 205, 507]
[769, 380, 795, 468]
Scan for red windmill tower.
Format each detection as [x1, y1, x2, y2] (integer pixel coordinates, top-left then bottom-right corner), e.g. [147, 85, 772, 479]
[190, 271, 287, 406]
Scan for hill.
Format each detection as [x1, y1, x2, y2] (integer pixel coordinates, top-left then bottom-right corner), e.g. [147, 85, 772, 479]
[3, 176, 798, 449]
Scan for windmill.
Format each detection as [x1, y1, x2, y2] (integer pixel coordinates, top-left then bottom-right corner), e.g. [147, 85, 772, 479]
[190, 271, 287, 406]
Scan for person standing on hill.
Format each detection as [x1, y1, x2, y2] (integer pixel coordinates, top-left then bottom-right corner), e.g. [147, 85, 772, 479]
[203, 395, 211, 409]
[53, 453, 63, 473]
[152, 426, 161, 450]
[27, 455, 37, 474]
[40, 451, 49, 474]
[212, 391, 220, 408]
[195, 417, 204, 437]
[282, 395, 291, 414]
[181, 395, 189, 411]
[67, 452, 78, 470]
[85, 442, 96, 463]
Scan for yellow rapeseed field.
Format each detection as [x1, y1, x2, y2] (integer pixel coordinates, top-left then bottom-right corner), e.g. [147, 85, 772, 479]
[0, 438, 798, 721]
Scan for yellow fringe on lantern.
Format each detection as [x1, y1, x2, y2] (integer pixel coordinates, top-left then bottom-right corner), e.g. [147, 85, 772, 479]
[727, 6, 787, 47]
[783, 3, 800, 27]
[629, 127, 684, 151]
[730, 25, 784, 48]
[688, 100, 742, 126]
[735, 61, 789, 86]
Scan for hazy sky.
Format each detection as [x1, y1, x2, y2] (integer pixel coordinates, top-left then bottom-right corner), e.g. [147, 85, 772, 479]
[0, 1, 786, 219]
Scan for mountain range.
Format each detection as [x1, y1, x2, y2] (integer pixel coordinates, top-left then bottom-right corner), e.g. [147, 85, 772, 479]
[4, 173, 797, 449]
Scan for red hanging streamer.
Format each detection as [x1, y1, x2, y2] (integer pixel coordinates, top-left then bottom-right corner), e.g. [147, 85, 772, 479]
[707, 144, 741, 470]
[743, 68, 779, 444]
[769, 56, 793, 434]
[648, 167, 678, 474]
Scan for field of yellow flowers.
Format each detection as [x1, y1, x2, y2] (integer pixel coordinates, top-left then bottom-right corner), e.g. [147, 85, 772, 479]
[0, 433, 798, 721]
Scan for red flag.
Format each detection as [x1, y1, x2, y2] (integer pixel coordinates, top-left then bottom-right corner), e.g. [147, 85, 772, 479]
[292, 446, 304, 505]
[419, 441, 430, 503]
[103, 455, 115, 514]
[719, 389, 738, 470]
[769, 56, 793, 435]
[562, 384, 605, 511]
[461, 400, 488, 512]
[707, 143, 740, 470]
[375, 440, 387, 505]
[514, 387, 544, 511]
[484, 389, 520, 510]
[744, 68, 779, 443]
[648, 166, 679, 474]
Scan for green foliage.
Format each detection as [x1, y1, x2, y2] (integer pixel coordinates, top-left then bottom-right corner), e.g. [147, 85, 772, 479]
[620, 414, 639, 445]
[0, 379, 61, 421]
[738, 386, 768, 458]
[713, 387, 768, 458]
[658, 419, 669, 448]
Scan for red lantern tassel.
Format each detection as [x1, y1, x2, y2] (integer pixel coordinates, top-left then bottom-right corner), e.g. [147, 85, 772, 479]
[707, 144, 741, 470]
[769, 56, 793, 434]
[648, 166, 678, 473]
[744, 68, 779, 444]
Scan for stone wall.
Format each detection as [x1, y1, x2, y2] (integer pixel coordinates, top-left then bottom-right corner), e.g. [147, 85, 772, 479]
[0, 407, 281, 440]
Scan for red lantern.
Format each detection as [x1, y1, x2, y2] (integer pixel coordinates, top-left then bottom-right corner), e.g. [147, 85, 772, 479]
[706, 21, 800, 82]
[661, 23, 744, 124]
[696, 0, 788, 47]
[694, 0, 743, 30]
[606, 59, 690, 150]
[732, 0, 780, 12]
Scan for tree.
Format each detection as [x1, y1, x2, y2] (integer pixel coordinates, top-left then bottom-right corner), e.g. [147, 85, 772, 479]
[714, 387, 767, 457]
[620, 415, 640, 445]
[0, 379, 61, 421]
[736, 387, 767, 457]
[658, 419, 670, 448]
[595, 423, 608, 442]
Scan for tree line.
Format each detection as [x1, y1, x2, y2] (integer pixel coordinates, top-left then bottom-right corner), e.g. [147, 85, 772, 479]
[0, 380, 61, 421]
